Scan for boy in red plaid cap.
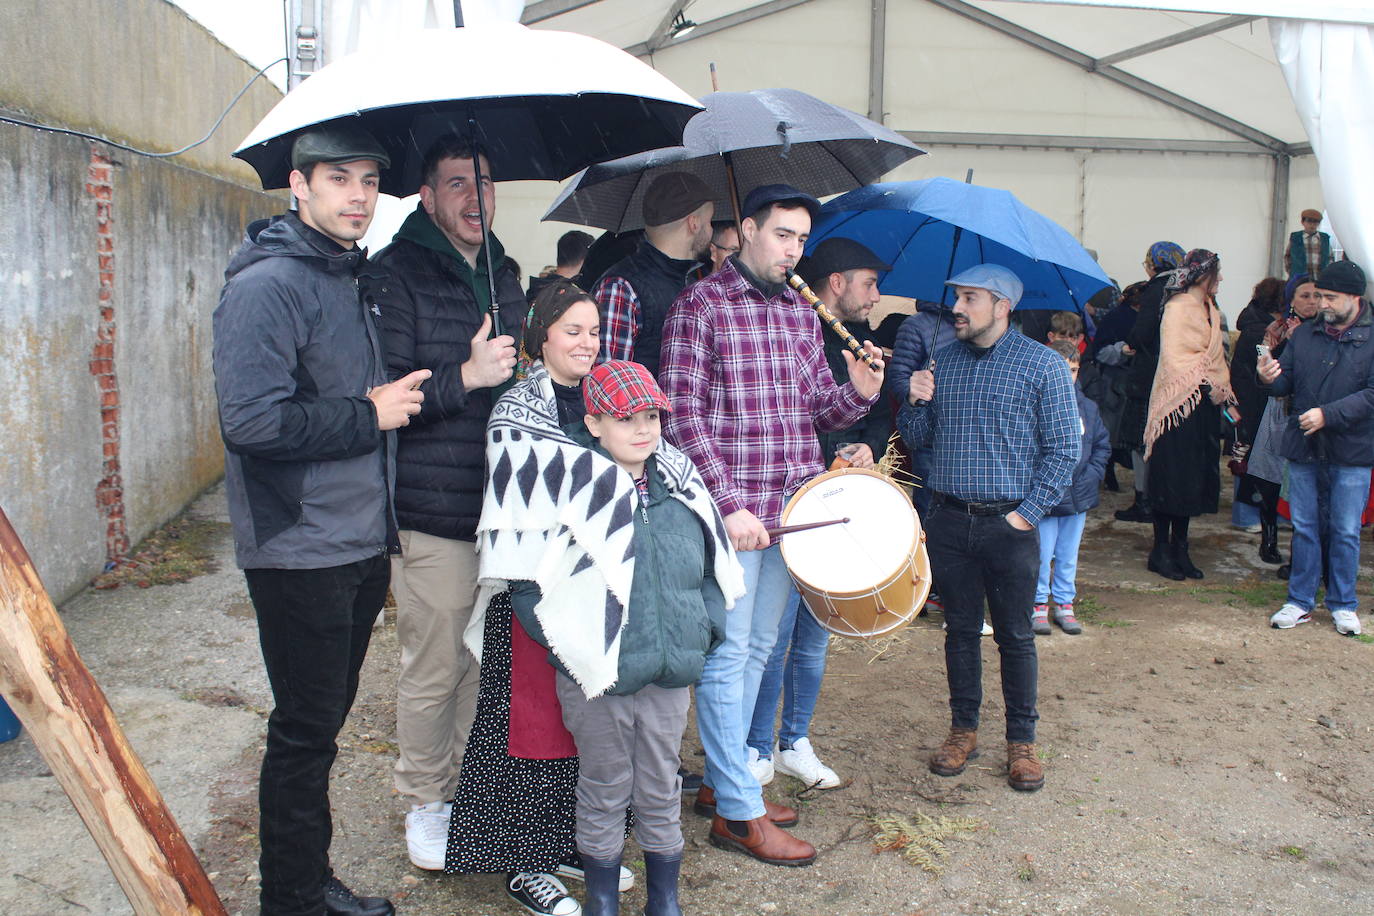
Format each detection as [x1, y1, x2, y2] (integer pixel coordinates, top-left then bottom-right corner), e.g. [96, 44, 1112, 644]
[511, 360, 743, 916]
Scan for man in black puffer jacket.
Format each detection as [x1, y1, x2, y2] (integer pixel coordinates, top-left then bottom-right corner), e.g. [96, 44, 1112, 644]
[370, 136, 526, 872]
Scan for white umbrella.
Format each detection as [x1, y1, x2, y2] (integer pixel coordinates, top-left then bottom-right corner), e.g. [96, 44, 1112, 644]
[233, 23, 704, 196]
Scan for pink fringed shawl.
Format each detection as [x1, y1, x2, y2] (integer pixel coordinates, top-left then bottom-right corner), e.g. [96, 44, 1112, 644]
[1143, 291, 1233, 459]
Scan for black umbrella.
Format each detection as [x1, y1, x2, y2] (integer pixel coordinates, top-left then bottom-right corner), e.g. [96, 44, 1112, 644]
[542, 88, 925, 232]
[233, 25, 703, 331]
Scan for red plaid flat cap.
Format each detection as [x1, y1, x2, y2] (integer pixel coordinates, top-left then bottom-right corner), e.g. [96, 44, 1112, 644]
[582, 360, 671, 418]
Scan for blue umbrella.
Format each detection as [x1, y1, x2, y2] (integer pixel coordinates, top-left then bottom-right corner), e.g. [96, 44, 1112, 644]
[808, 178, 1110, 312]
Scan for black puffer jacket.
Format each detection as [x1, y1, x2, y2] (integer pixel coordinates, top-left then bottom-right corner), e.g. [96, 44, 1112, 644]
[1231, 301, 1279, 444]
[372, 207, 527, 541]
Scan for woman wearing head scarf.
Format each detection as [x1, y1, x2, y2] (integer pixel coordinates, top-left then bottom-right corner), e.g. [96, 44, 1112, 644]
[1114, 241, 1187, 523]
[1142, 250, 1235, 580]
[1241, 274, 1322, 574]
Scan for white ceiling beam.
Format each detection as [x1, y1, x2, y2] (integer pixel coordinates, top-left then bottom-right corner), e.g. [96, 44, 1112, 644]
[520, 0, 603, 24]
[868, 0, 888, 123]
[624, 0, 816, 57]
[1092, 14, 1257, 68]
[905, 130, 1312, 156]
[923, 0, 1288, 153]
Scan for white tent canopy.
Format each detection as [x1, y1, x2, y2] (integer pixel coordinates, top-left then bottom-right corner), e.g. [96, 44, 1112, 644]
[255, 0, 1369, 317]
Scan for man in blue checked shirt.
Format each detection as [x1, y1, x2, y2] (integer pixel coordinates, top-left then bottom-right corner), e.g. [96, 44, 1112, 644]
[898, 264, 1079, 793]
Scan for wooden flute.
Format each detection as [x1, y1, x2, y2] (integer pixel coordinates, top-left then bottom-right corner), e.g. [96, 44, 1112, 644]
[785, 270, 881, 373]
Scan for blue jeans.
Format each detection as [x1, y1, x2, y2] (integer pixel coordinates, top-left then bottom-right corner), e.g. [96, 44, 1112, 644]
[926, 504, 1040, 743]
[1231, 477, 1261, 528]
[696, 545, 793, 820]
[1287, 462, 1371, 613]
[1034, 513, 1086, 605]
[747, 589, 830, 757]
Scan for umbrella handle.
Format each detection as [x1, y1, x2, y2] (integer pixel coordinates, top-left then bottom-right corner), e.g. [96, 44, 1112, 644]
[468, 115, 502, 337]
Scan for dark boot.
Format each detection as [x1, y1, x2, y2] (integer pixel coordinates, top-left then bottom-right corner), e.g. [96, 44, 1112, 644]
[1104, 464, 1120, 492]
[642, 851, 683, 916]
[1115, 493, 1153, 523]
[580, 853, 622, 916]
[1259, 520, 1282, 564]
[1172, 540, 1203, 579]
[1277, 563, 1291, 580]
[1147, 544, 1185, 580]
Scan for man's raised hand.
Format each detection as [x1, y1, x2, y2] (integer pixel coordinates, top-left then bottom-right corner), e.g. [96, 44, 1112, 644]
[461, 313, 518, 392]
[370, 369, 431, 430]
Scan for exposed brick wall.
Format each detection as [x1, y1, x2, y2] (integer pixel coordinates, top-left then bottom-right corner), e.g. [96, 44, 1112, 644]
[86, 150, 129, 566]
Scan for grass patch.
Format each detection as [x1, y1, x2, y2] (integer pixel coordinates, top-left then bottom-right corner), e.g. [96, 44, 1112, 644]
[1281, 845, 1308, 861]
[1016, 863, 1035, 882]
[1074, 594, 1110, 621]
[1355, 634, 1374, 645]
[92, 515, 229, 590]
[870, 811, 985, 876]
[1098, 618, 1134, 629]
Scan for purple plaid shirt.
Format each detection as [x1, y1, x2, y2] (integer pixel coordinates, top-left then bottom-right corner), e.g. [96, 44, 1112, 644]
[659, 259, 876, 527]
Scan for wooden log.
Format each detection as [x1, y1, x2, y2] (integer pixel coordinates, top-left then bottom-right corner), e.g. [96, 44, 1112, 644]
[0, 506, 226, 915]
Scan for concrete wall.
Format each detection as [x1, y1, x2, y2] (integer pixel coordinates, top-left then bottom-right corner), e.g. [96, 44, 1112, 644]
[0, 0, 283, 601]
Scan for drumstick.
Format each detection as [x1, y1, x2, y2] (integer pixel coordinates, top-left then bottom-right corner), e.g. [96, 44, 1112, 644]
[765, 517, 850, 538]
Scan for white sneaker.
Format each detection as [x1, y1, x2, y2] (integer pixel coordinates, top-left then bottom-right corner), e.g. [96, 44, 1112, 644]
[1332, 610, 1362, 636]
[554, 852, 635, 892]
[747, 746, 775, 785]
[507, 872, 581, 916]
[773, 737, 841, 789]
[405, 801, 450, 870]
[1270, 603, 1312, 629]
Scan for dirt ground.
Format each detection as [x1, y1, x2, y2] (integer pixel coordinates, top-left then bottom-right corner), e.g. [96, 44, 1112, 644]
[5, 473, 1374, 915]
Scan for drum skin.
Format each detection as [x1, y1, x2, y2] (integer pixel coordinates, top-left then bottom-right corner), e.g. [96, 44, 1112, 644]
[779, 468, 931, 638]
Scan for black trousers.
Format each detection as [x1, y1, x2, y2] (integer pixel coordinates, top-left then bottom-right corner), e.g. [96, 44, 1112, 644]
[245, 556, 389, 916]
[926, 505, 1041, 743]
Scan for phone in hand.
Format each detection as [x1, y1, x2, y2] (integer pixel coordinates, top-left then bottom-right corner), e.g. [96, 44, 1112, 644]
[1256, 344, 1270, 360]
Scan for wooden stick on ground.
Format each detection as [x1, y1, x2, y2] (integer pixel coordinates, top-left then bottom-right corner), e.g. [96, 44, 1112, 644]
[0, 506, 226, 915]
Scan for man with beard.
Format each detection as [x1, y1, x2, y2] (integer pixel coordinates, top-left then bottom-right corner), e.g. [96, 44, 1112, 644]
[745, 237, 893, 793]
[370, 136, 527, 874]
[214, 126, 426, 916]
[1259, 260, 1374, 636]
[898, 264, 1078, 794]
[659, 184, 885, 866]
[593, 171, 715, 375]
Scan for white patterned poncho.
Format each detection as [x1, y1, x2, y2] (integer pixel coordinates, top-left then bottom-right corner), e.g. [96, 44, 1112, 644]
[467, 363, 745, 699]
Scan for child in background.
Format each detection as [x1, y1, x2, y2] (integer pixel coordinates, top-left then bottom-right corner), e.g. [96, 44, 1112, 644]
[1033, 340, 1110, 635]
[511, 360, 744, 916]
[1046, 310, 1085, 353]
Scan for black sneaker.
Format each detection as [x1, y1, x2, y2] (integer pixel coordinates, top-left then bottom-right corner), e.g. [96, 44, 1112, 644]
[323, 876, 393, 916]
[507, 872, 581, 916]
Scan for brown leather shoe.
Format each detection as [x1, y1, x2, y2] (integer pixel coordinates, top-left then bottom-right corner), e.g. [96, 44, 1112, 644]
[1007, 742, 1044, 792]
[692, 786, 799, 827]
[928, 727, 979, 776]
[709, 814, 816, 866]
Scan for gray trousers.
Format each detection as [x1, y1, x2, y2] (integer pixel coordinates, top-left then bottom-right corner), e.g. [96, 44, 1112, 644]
[555, 674, 690, 859]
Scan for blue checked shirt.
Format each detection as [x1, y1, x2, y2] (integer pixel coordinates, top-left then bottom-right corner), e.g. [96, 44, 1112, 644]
[896, 328, 1080, 526]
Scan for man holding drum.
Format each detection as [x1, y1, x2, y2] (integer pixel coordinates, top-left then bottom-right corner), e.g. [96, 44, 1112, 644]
[659, 184, 885, 865]
[747, 237, 894, 791]
[898, 264, 1079, 793]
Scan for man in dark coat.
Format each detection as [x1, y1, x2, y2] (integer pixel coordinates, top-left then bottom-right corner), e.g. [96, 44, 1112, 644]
[1258, 260, 1374, 636]
[370, 135, 525, 872]
[593, 171, 714, 376]
[214, 125, 426, 916]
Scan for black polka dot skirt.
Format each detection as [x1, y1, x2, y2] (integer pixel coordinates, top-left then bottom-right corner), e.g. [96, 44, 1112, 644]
[445, 591, 578, 874]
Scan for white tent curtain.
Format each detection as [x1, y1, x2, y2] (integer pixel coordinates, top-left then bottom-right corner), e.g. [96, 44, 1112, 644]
[1271, 19, 1373, 290]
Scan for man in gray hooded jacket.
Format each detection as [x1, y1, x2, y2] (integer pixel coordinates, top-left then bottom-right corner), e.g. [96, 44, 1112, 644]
[213, 126, 427, 916]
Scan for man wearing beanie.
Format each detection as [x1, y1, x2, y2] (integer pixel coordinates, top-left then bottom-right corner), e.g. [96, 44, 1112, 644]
[593, 171, 715, 375]
[214, 125, 422, 915]
[1285, 209, 1333, 279]
[1258, 260, 1374, 636]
